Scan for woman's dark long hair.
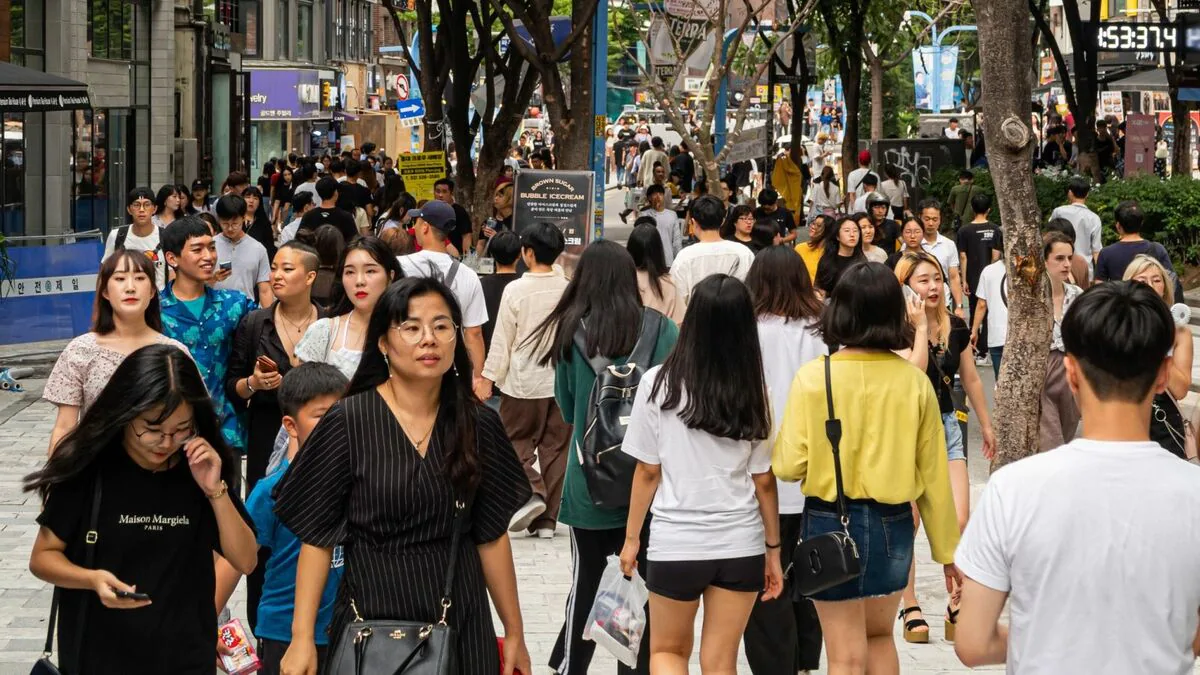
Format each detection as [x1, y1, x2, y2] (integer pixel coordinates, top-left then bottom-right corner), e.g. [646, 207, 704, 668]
[241, 186, 271, 224]
[25, 344, 235, 499]
[746, 246, 823, 321]
[93, 249, 163, 334]
[822, 216, 865, 258]
[378, 174, 406, 214]
[627, 222, 670, 301]
[328, 235, 403, 317]
[529, 240, 643, 366]
[154, 184, 184, 219]
[649, 275, 770, 441]
[347, 278, 480, 495]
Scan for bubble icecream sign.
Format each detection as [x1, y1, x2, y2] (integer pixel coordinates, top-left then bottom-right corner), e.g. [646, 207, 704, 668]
[513, 170, 596, 248]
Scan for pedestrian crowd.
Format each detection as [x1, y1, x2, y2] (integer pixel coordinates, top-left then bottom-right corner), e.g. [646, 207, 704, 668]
[18, 134, 1200, 675]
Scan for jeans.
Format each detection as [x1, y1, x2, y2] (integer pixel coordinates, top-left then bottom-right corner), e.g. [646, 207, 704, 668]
[989, 346, 1003, 379]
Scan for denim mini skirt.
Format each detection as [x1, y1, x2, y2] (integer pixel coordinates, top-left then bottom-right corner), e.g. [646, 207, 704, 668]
[800, 498, 914, 602]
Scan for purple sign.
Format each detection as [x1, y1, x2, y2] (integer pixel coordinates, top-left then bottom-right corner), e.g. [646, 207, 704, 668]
[248, 69, 326, 121]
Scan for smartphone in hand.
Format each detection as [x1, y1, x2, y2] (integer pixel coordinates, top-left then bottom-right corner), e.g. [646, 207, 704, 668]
[115, 590, 150, 601]
[256, 356, 278, 373]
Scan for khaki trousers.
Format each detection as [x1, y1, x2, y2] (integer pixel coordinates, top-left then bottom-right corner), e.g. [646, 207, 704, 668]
[499, 395, 572, 531]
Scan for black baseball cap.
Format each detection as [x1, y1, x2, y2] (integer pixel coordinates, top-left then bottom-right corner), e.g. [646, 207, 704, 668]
[407, 200, 457, 232]
[191, 179, 209, 190]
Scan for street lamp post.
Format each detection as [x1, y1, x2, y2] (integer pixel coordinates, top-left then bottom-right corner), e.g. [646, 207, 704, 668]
[903, 10, 976, 113]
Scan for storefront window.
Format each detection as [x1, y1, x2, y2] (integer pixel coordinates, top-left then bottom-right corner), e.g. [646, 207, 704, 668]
[71, 110, 107, 233]
[297, 0, 313, 62]
[0, 115, 26, 236]
[87, 0, 134, 60]
[241, 0, 260, 57]
[276, 0, 289, 60]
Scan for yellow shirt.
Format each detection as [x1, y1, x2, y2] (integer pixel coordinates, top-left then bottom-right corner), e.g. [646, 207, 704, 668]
[795, 242, 823, 285]
[772, 352, 960, 564]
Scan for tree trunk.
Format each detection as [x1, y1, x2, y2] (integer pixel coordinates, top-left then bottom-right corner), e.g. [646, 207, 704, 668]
[1170, 98, 1193, 178]
[839, 59, 863, 182]
[869, 55, 884, 141]
[976, 0, 1053, 470]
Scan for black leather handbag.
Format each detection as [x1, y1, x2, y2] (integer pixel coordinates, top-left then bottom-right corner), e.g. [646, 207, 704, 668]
[790, 357, 862, 598]
[328, 500, 465, 675]
[32, 476, 102, 675]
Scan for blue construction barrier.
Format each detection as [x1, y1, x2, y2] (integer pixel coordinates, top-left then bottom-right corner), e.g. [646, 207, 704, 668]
[0, 238, 103, 345]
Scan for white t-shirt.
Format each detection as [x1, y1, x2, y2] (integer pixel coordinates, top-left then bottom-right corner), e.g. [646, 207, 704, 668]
[639, 207, 682, 266]
[279, 217, 303, 245]
[293, 181, 320, 208]
[214, 233, 271, 302]
[1049, 203, 1103, 272]
[845, 167, 870, 198]
[974, 260, 1009, 348]
[670, 239, 757, 304]
[757, 315, 827, 514]
[103, 225, 168, 290]
[879, 179, 909, 208]
[956, 439, 1200, 675]
[851, 193, 869, 213]
[397, 250, 488, 328]
[621, 366, 774, 562]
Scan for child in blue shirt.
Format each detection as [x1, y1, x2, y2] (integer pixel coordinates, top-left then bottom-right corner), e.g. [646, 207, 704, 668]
[216, 362, 348, 674]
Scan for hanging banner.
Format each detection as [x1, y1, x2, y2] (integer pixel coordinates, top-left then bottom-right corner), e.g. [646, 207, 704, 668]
[650, 0, 720, 84]
[513, 170, 595, 247]
[912, 46, 959, 112]
[1124, 113, 1157, 176]
[396, 151, 447, 201]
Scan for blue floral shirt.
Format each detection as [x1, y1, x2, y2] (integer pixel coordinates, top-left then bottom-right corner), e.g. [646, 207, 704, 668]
[160, 283, 257, 450]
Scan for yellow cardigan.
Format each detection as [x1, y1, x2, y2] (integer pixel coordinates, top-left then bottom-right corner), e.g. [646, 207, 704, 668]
[772, 352, 960, 564]
[795, 242, 823, 285]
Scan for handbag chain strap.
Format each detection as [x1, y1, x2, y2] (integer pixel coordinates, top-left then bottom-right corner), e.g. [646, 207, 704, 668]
[823, 356, 851, 534]
[349, 498, 467, 627]
[43, 474, 102, 661]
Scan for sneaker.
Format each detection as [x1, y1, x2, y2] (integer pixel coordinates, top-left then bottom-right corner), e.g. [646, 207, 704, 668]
[508, 496, 546, 533]
[974, 354, 989, 366]
[536, 528, 555, 539]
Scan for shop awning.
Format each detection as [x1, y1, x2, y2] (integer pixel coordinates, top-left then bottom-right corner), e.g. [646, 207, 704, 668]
[0, 61, 90, 112]
[1108, 68, 1169, 93]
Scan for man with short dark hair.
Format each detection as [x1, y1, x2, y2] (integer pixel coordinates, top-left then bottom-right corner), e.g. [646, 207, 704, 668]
[639, 136, 670, 187]
[479, 231, 522, 355]
[480, 222, 570, 538]
[433, 177, 474, 253]
[850, 172, 879, 212]
[956, 192, 1002, 359]
[399, 200, 489, 394]
[104, 187, 169, 288]
[1095, 200, 1184, 299]
[753, 188, 796, 246]
[944, 117, 961, 140]
[919, 198, 967, 318]
[670, 194, 756, 303]
[292, 164, 320, 208]
[279, 193, 316, 245]
[298, 176, 358, 243]
[955, 281, 1200, 674]
[947, 169, 978, 228]
[214, 194, 274, 306]
[639, 183, 682, 265]
[160, 216, 257, 456]
[336, 158, 372, 217]
[1050, 176, 1103, 276]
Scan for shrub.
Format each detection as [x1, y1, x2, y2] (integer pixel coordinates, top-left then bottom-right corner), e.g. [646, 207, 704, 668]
[924, 167, 1070, 229]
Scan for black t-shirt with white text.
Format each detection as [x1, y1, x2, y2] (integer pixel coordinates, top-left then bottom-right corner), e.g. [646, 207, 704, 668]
[299, 206, 359, 243]
[956, 221, 1003, 292]
[36, 449, 252, 674]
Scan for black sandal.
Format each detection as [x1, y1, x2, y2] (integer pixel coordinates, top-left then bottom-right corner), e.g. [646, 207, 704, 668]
[945, 604, 960, 643]
[898, 605, 930, 644]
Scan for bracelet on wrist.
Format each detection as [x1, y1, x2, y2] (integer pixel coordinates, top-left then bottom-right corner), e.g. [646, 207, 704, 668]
[207, 480, 228, 501]
[765, 541, 782, 549]
[245, 377, 256, 394]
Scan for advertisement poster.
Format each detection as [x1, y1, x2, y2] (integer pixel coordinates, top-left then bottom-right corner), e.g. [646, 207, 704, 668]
[1100, 91, 1124, 120]
[396, 151, 447, 201]
[513, 170, 595, 247]
[912, 47, 959, 112]
[1123, 114, 1156, 177]
[248, 69, 325, 120]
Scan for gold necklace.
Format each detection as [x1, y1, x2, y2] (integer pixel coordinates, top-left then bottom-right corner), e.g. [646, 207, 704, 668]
[277, 305, 315, 336]
[387, 380, 439, 450]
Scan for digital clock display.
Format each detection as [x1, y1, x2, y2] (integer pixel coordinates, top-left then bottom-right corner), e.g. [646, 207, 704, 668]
[1094, 22, 1178, 52]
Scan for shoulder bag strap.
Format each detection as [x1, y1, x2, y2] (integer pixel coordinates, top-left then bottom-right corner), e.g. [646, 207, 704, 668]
[436, 499, 468, 626]
[46, 475, 102, 660]
[443, 259, 461, 288]
[823, 357, 850, 533]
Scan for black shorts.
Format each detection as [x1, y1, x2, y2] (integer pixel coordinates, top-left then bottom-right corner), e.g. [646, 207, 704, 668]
[646, 555, 765, 602]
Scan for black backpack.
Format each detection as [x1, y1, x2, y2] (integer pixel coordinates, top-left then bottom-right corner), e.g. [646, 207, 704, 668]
[573, 309, 664, 509]
[114, 224, 164, 253]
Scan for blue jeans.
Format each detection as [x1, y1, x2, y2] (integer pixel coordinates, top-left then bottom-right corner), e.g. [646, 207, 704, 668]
[801, 499, 914, 601]
[989, 346, 1004, 379]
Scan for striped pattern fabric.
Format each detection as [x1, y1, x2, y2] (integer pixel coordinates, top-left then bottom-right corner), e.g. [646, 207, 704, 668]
[274, 388, 532, 671]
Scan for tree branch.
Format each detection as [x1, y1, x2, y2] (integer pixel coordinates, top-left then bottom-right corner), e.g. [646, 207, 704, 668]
[553, 0, 601, 62]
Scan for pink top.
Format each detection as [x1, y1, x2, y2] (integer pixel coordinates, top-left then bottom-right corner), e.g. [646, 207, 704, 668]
[43, 332, 191, 412]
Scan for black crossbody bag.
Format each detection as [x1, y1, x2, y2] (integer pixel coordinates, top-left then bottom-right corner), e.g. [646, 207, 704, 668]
[790, 357, 862, 598]
[328, 500, 466, 675]
[32, 476, 102, 675]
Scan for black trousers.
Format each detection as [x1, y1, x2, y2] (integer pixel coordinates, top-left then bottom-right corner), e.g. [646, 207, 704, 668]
[743, 513, 824, 673]
[550, 523, 651, 675]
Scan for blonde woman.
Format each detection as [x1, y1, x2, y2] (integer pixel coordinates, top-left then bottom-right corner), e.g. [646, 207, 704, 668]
[1124, 255, 1195, 460]
[894, 250, 996, 644]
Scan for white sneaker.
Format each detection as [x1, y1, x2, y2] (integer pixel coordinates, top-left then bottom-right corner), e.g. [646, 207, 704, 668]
[508, 496, 546, 532]
[536, 528, 555, 539]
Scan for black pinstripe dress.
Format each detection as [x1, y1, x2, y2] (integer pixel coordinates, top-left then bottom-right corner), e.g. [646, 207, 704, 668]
[273, 389, 532, 673]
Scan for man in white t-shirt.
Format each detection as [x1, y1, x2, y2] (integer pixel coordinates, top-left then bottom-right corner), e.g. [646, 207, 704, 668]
[970, 258, 1008, 379]
[844, 150, 872, 209]
[398, 200, 489, 396]
[1049, 175, 1103, 278]
[278, 193, 314, 245]
[103, 187, 168, 289]
[918, 199, 966, 318]
[954, 282, 1200, 674]
[670, 195, 756, 305]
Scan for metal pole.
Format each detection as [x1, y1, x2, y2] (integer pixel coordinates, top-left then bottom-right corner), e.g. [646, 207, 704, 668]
[590, 0, 609, 241]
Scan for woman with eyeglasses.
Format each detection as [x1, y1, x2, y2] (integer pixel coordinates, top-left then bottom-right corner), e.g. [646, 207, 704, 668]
[43, 250, 190, 456]
[894, 249, 995, 644]
[721, 204, 757, 250]
[794, 214, 831, 285]
[274, 277, 535, 675]
[26, 343, 256, 674]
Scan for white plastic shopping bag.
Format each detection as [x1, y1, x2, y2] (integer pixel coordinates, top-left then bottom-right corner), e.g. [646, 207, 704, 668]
[582, 555, 649, 667]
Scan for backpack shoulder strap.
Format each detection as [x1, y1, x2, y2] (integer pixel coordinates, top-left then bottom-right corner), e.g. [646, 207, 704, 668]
[627, 309, 664, 368]
[573, 323, 611, 376]
[114, 225, 130, 250]
[444, 258, 461, 287]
